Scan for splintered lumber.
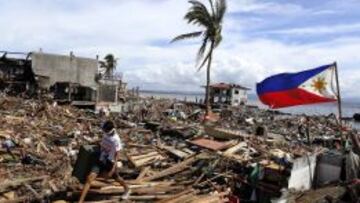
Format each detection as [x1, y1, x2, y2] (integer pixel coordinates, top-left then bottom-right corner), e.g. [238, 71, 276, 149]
[218, 142, 253, 162]
[88, 187, 180, 195]
[89, 182, 176, 194]
[24, 184, 41, 199]
[164, 193, 197, 203]
[127, 144, 154, 149]
[190, 193, 228, 203]
[162, 146, 192, 158]
[48, 180, 59, 192]
[141, 153, 204, 182]
[82, 200, 117, 203]
[134, 185, 184, 194]
[0, 197, 29, 203]
[128, 195, 174, 201]
[182, 148, 195, 155]
[157, 190, 226, 203]
[81, 195, 174, 202]
[128, 151, 166, 168]
[132, 152, 159, 160]
[205, 126, 248, 140]
[137, 155, 163, 166]
[156, 189, 195, 203]
[223, 142, 247, 156]
[0, 176, 48, 193]
[136, 167, 151, 181]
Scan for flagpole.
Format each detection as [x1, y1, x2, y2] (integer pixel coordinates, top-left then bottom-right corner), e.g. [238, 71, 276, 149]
[334, 61, 342, 126]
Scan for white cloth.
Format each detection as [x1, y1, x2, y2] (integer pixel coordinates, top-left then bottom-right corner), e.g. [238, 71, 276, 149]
[99, 131, 123, 162]
[299, 65, 337, 99]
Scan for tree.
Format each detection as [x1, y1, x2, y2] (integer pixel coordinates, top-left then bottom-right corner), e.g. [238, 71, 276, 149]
[100, 54, 117, 78]
[172, 0, 227, 117]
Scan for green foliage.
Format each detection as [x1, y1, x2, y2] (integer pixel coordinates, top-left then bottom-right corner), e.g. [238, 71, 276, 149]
[100, 54, 117, 77]
[172, 0, 227, 70]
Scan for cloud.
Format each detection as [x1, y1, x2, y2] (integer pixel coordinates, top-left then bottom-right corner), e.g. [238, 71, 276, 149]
[228, 0, 306, 15]
[0, 0, 359, 98]
[265, 23, 360, 35]
[123, 34, 360, 98]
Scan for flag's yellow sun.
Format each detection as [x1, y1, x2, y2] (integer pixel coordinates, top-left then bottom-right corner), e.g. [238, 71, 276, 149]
[311, 77, 327, 93]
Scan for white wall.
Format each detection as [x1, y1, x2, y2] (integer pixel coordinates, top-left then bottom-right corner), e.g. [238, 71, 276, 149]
[31, 52, 98, 89]
[231, 88, 248, 106]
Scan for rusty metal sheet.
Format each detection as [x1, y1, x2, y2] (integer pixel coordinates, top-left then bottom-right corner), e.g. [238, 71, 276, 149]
[189, 138, 228, 151]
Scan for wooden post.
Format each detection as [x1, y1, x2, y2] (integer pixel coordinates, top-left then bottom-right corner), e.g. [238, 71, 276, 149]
[68, 83, 72, 102]
[334, 62, 342, 125]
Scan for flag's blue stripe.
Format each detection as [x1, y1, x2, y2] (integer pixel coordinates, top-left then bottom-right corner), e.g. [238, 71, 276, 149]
[257, 64, 333, 95]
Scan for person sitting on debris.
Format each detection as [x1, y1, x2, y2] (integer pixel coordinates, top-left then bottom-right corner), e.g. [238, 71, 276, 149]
[79, 120, 130, 202]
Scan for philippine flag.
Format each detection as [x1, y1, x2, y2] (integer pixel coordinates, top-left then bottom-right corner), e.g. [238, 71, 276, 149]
[256, 64, 338, 109]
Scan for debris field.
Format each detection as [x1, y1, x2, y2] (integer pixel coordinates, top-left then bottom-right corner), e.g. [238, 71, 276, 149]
[1, 96, 360, 203]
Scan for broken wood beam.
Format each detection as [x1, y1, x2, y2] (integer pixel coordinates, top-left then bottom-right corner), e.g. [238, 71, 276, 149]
[156, 189, 195, 203]
[0, 176, 48, 193]
[136, 166, 151, 181]
[162, 146, 191, 158]
[24, 184, 41, 199]
[141, 153, 205, 182]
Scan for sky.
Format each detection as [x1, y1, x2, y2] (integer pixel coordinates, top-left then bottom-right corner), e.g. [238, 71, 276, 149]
[1, 0, 360, 97]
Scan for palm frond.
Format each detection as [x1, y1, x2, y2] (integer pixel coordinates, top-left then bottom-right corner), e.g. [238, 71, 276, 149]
[196, 36, 209, 63]
[184, 11, 210, 27]
[172, 0, 227, 73]
[215, 0, 227, 23]
[208, 0, 216, 16]
[189, 0, 211, 16]
[171, 31, 203, 43]
[186, 1, 213, 27]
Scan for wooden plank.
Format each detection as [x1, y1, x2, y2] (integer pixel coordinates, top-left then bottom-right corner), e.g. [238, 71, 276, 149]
[141, 153, 204, 182]
[128, 195, 174, 200]
[156, 189, 195, 203]
[24, 184, 41, 199]
[162, 146, 190, 158]
[223, 142, 247, 156]
[136, 167, 151, 181]
[205, 126, 248, 140]
[134, 186, 184, 194]
[133, 155, 165, 168]
[0, 176, 48, 193]
[48, 180, 59, 192]
[132, 151, 159, 161]
[182, 148, 195, 155]
[90, 184, 180, 195]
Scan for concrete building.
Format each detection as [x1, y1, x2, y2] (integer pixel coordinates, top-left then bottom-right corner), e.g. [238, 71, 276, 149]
[96, 74, 128, 113]
[0, 52, 35, 94]
[207, 83, 250, 107]
[31, 52, 98, 90]
[0, 51, 129, 111]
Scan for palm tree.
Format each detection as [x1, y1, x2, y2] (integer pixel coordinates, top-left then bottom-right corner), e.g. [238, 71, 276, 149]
[100, 54, 117, 78]
[172, 0, 227, 117]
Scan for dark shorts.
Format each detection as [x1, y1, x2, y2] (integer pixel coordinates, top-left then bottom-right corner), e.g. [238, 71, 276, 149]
[91, 159, 116, 175]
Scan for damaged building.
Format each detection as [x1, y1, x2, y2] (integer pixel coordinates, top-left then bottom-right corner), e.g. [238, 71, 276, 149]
[96, 73, 128, 113]
[205, 82, 250, 107]
[0, 51, 127, 109]
[0, 52, 36, 95]
[33, 52, 98, 105]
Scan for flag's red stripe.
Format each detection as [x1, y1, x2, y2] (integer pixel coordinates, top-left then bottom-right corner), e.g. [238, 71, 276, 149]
[258, 88, 336, 109]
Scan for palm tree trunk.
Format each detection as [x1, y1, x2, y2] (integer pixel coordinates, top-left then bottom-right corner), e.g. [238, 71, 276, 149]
[205, 42, 214, 117]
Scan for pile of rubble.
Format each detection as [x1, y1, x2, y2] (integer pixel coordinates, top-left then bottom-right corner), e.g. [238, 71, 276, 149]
[0, 96, 102, 201]
[1, 95, 360, 202]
